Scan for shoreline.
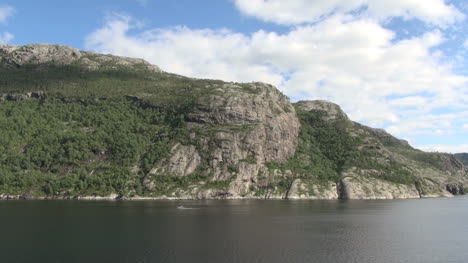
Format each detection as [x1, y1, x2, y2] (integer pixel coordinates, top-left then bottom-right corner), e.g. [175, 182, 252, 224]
[0, 193, 459, 201]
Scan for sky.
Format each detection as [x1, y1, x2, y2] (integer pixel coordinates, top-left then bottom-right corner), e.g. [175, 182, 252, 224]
[1, 0, 467, 153]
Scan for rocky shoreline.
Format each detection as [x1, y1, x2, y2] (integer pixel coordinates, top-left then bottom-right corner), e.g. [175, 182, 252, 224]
[0, 191, 458, 201]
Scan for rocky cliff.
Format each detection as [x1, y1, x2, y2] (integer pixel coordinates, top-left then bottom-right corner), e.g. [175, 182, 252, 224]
[142, 82, 301, 199]
[0, 44, 466, 200]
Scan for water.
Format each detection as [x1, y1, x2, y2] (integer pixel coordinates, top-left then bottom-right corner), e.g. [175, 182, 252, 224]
[1, 197, 467, 263]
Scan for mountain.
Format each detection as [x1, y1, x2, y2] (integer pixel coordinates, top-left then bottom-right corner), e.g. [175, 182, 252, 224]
[455, 153, 468, 166]
[0, 44, 466, 200]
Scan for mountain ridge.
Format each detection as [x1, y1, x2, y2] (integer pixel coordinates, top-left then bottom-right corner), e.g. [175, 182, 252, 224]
[0, 44, 162, 73]
[0, 44, 466, 200]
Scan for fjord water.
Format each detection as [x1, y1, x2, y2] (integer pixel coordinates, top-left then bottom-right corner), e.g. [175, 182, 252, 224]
[1, 197, 467, 263]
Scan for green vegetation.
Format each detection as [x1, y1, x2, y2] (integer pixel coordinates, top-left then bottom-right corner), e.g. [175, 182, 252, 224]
[0, 65, 226, 115]
[0, 65, 252, 197]
[265, 108, 420, 187]
[266, 108, 359, 184]
[0, 62, 462, 198]
[0, 98, 185, 196]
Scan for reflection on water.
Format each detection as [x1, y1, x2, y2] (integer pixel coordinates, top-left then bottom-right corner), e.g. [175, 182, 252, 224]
[1, 197, 467, 263]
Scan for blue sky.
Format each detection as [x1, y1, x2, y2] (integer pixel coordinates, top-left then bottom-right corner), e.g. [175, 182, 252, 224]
[1, 0, 467, 153]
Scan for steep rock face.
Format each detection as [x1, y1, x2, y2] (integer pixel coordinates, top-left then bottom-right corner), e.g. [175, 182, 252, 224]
[227, 163, 261, 197]
[188, 83, 300, 163]
[144, 82, 301, 198]
[165, 144, 201, 177]
[0, 44, 162, 72]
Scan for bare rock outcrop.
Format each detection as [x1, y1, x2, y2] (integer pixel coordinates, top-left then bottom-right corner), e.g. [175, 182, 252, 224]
[287, 179, 339, 200]
[165, 144, 201, 177]
[0, 44, 162, 72]
[0, 44, 82, 65]
[446, 183, 465, 195]
[339, 175, 421, 200]
[188, 82, 300, 163]
[143, 144, 201, 189]
[0, 92, 45, 102]
[295, 100, 349, 121]
[142, 82, 300, 198]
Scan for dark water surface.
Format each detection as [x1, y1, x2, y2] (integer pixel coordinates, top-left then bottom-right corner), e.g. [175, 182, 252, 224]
[1, 197, 467, 263]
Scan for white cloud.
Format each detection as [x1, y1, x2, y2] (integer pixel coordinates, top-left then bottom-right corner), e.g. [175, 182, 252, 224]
[0, 6, 15, 44]
[389, 96, 428, 108]
[0, 5, 15, 24]
[463, 124, 468, 130]
[386, 111, 468, 136]
[417, 144, 468, 153]
[85, 15, 284, 86]
[0, 32, 13, 44]
[234, 0, 465, 26]
[85, 14, 468, 136]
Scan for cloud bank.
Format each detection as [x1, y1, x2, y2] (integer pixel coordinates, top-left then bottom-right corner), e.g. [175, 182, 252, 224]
[234, 0, 464, 26]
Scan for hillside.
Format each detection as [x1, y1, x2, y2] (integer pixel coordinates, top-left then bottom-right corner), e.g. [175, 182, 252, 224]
[0, 44, 466, 200]
[455, 153, 468, 166]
